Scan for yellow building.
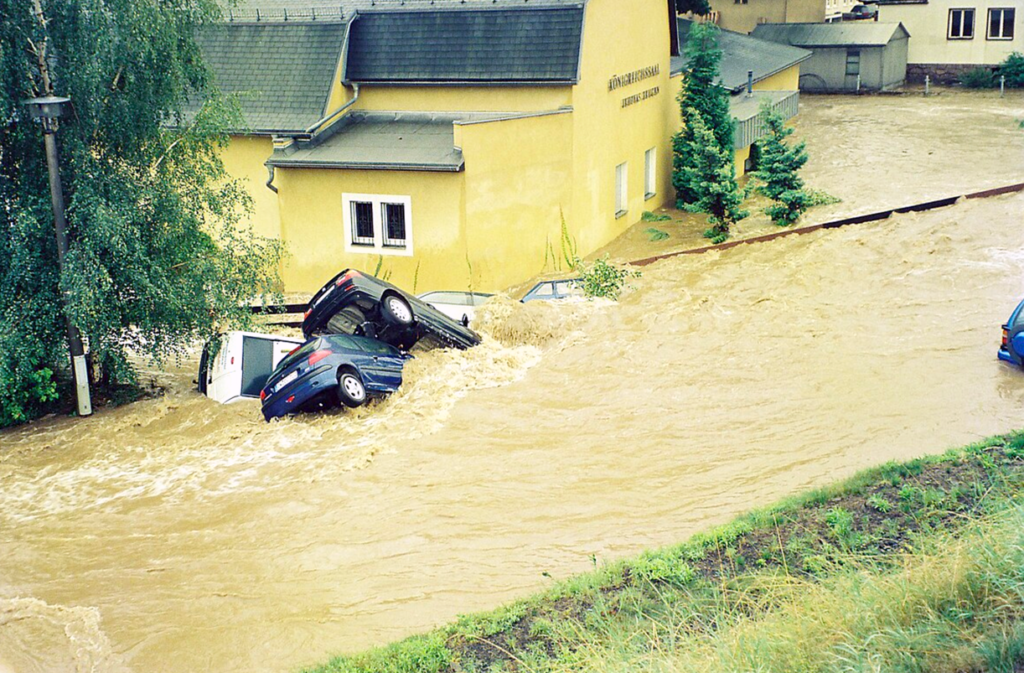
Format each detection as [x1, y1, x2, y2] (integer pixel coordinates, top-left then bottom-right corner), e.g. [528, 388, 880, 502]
[706, 0, 860, 35]
[195, 1, 807, 294]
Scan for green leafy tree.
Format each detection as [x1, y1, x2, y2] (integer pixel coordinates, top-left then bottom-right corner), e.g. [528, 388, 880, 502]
[677, 111, 748, 243]
[752, 102, 810, 227]
[676, 0, 712, 15]
[0, 0, 284, 426]
[672, 21, 734, 206]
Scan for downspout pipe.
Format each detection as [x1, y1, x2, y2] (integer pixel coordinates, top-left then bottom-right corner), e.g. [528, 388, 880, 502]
[304, 82, 361, 136]
[266, 163, 278, 193]
[267, 82, 361, 193]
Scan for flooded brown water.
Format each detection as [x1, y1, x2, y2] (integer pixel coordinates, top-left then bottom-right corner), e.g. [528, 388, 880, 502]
[3, 93, 1024, 673]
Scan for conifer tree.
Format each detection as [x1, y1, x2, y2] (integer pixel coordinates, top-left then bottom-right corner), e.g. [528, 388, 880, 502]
[672, 21, 734, 206]
[678, 111, 748, 243]
[753, 103, 810, 226]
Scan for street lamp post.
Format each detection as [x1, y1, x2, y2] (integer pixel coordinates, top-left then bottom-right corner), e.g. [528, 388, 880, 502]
[23, 95, 92, 417]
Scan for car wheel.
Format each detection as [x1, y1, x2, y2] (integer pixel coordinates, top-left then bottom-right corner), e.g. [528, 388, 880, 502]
[337, 369, 366, 408]
[381, 293, 414, 326]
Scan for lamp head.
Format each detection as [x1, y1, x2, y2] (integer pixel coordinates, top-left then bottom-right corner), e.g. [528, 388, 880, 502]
[23, 96, 71, 132]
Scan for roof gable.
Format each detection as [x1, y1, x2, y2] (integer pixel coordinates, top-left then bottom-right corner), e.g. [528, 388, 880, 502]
[751, 22, 910, 47]
[189, 22, 347, 133]
[344, 6, 585, 84]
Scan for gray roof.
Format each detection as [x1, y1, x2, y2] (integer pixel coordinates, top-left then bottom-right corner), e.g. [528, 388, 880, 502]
[223, 0, 579, 21]
[751, 22, 910, 47]
[672, 19, 811, 92]
[267, 111, 472, 171]
[344, 7, 585, 84]
[730, 90, 796, 122]
[187, 22, 347, 133]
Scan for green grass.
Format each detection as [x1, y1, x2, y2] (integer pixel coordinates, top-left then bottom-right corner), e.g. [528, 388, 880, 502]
[303, 431, 1024, 673]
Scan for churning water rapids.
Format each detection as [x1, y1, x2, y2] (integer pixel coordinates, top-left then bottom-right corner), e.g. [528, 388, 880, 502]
[3, 94, 1024, 673]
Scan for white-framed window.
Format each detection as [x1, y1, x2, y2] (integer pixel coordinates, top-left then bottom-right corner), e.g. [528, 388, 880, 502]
[342, 193, 413, 256]
[988, 7, 1015, 39]
[615, 162, 628, 218]
[644, 148, 657, 200]
[948, 8, 975, 39]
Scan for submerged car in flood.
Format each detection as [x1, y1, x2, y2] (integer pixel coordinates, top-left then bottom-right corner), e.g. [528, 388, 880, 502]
[197, 331, 304, 404]
[260, 334, 407, 421]
[520, 278, 584, 302]
[998, 297, 1024, 367]
[302, 269, 481, 351]
[417, 290, 493, 326]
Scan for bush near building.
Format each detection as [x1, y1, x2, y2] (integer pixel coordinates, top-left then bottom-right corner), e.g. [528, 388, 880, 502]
[999, 52, 1024, 87]
[956, 52, 1024, 88]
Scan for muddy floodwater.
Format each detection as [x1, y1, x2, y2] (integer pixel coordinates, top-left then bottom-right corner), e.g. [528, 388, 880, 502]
[3, 93, 1024, 673]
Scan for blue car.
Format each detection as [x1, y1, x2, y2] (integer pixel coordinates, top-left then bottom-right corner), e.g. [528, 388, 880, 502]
[999, 298, 1024, 367]
[260, 334, 406, 421]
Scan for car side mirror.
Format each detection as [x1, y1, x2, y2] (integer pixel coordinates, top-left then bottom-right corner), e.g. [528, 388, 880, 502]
[461, 315, 470, 327]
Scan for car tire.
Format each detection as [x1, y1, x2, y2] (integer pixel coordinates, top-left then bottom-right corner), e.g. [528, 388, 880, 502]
[326, 306, 366, 335]
[337, 369, 366, 408]
[381, 293, 414, 327]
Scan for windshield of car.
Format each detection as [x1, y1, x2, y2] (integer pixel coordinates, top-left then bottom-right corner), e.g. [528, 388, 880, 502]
[419, 291, 470, 305]
[525, 282, 556, 299]
[274, 338, 321, 373]
[420, 291, 493, 306]
[554, 280, 582, 296]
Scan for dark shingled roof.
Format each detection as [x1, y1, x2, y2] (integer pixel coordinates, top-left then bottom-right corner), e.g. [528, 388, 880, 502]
[344, 7, 585, 83]
[672, 19, 811, 92]
[187, 22, 347, 133]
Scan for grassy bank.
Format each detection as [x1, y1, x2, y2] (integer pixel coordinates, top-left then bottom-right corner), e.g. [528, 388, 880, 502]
[307, 431, 1024, 673]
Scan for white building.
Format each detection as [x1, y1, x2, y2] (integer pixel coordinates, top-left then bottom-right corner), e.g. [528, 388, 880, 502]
[877, 0, 1020, 81]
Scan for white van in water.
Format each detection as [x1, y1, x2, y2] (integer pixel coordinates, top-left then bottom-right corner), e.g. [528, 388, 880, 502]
[197, 331, 304, 404]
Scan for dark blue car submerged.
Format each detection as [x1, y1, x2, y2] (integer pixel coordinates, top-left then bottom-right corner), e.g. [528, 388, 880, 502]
[260, 334, 406, 421]
[999, 298, 1024, 368]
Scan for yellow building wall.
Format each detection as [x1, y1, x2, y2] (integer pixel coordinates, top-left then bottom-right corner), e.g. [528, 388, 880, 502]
[753, 65, 801, 91]
[709, 0, 828, 33]
[455, 111, 575, 292]
[567, 0, 676, 256]
[734, 145, 751, 176]
[273, 167, 465, 294]
[354, 86, 573, 114]
[221, 135, 281, 241]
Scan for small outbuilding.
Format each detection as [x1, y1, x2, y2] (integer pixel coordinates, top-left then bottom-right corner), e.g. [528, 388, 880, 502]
[751, 22, 910, 92]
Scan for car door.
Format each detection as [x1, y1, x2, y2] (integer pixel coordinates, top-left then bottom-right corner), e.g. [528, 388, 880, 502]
[352, 337, 405, 389]
[1009, 301, 1024, 363]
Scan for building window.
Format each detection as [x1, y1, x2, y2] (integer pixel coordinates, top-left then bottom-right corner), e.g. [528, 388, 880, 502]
[845, 49, 861, 76]
[615, 162, 628, 218]
[381, 203, 407, 248]
[988, 8, 1015, 39]
[342, 193, 413, 256]
[351, 201, 375, 246]
[644, 148, 657, 200]
[948, 8, 975, 39]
